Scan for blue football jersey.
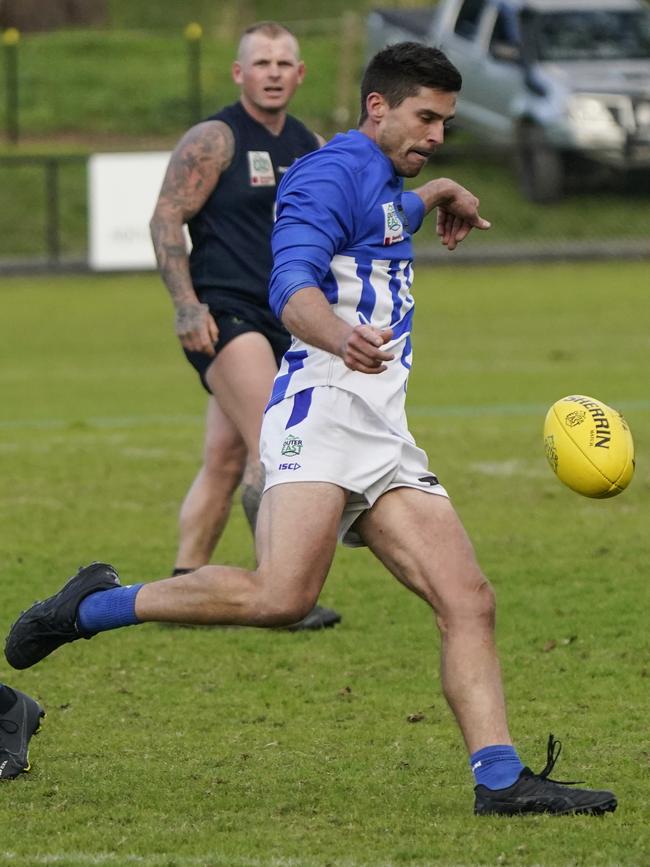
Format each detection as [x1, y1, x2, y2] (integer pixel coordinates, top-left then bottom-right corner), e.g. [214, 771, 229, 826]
[268, 129, 426, 424]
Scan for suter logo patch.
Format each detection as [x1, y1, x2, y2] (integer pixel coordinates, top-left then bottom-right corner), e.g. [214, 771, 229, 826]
[247, 151, 275, 186]
[382, 201, 404, 245]
[281, 435, 303, 456]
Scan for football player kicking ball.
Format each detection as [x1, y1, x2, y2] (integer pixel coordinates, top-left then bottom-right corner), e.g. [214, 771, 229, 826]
[5, 43, 616, 815]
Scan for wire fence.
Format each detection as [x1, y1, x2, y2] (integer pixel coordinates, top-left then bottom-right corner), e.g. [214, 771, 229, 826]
[1, 147, 648, 274]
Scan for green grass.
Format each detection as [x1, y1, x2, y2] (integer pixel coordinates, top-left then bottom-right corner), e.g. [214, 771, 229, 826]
[107, 0, 374, 32]
[0, 28, 353, 141]
[1, 261, 649, 865]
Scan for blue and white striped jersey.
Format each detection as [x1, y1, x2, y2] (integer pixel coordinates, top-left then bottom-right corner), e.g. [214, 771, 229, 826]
[268, 129, 426, 425]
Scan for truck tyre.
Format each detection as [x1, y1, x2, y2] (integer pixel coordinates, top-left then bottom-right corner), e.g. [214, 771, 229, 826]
[516, 124, 565, 203]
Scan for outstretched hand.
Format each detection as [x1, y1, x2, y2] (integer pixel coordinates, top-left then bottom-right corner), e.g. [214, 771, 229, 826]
[435, 182, 491, 250]
[340, 324, 394, 374]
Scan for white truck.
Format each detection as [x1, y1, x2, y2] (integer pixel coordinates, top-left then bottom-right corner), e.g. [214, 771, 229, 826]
[367, 0, 650, 201]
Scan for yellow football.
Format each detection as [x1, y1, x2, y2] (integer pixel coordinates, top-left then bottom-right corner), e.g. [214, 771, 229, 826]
[543, 395, 635, 498]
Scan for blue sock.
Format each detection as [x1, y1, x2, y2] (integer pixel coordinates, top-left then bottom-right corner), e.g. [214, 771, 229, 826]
[77, 584, 143, 634]
[470, 744, 524, 790]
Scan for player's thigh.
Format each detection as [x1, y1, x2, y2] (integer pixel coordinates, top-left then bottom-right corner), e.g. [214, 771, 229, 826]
[202, 395, 247, 478]
[356, 487, 489, 614]
[255, 481, 347, 602]
[205, 332, 278, 457]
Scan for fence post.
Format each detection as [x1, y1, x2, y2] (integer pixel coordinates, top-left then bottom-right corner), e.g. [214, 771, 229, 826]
[333, 12, 361, 129]
[44, 158, 61, 265]
[184, 22, 203, 126]
[235, 0, 256, 32]
[3, 27, 20, 144]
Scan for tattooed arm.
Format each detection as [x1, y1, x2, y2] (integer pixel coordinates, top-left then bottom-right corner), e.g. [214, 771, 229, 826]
[149, 120, 235, 355]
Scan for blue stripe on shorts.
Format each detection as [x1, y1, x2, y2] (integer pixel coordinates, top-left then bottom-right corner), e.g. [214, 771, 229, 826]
[285, 388, 314, 429]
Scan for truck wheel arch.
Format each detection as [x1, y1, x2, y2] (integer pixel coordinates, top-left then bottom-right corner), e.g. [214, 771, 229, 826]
[515, 120, 566, 203]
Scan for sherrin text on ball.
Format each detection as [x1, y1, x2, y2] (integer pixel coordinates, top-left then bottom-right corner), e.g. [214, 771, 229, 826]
[543, 395, 634, 498]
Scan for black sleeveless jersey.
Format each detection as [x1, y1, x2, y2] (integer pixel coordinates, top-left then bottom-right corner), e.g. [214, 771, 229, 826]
[188, 101, 319, 308]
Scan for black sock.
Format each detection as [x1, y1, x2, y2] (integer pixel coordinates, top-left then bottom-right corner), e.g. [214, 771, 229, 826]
[0, 685, 18, 714]
[172, 567, 194, 577]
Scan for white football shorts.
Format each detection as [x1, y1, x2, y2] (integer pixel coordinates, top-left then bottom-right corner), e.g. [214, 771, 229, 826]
[261, 385, 448, 547]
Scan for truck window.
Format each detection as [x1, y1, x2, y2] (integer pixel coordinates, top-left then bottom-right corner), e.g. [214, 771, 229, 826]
[489, 8, 521, 60]
[454, 0, 487, 41]
[531, 10, 650, 61]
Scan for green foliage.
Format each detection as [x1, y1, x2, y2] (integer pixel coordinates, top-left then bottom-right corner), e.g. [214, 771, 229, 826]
[6, 30, 231, 137]
[107, 0, 373, 31]
[0, 28, 347, 139]
[1, 263, 649, 864]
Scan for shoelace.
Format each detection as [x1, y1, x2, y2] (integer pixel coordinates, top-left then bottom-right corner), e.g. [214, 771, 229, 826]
[536, 733, 582, 785]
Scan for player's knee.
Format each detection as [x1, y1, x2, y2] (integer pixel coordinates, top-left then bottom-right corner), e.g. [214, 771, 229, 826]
[203, 445, 245, 488]
[187, 566, 304, 626]
[253, 603, 310, 627]
[436, 573, 496, 632]
[260, 597, 314, 627]
[252, 579, 316, 626]
[472, 578, 496, 624]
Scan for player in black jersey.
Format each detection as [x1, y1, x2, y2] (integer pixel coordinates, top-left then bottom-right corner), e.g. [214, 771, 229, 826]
[150, 21, 340, 630]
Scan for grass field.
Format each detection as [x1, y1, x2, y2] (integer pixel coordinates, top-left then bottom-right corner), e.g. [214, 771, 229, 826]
[1, 261, 649, 866]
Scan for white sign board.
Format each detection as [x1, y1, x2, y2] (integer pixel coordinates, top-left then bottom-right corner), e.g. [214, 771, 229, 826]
[88, 152, 175, 270]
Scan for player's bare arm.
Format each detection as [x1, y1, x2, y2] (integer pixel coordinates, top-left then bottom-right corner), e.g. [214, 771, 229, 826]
[281, 286, 394, 374]
[150, 120, 235, 353]
[413, 177, 491, 251]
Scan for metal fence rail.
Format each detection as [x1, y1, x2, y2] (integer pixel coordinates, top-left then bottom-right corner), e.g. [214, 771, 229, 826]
[1, 149, 649, 275]
[0, 153, 87, 270]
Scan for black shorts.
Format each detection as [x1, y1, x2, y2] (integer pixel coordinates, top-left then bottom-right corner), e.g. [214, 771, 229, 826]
[183, 296, 291, 394]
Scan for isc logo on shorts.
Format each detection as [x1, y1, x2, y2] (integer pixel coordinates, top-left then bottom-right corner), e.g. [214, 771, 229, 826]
[278, 462, 301, 471]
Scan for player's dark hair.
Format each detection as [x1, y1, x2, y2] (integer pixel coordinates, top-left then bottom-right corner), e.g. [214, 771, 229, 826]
[359, 42, 462, 124]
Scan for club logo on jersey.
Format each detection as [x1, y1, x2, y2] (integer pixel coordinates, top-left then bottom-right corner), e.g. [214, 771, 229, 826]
[382, 201, 405, 245]
[281, 435, 303, 456]
[247, 151, 275, 186]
